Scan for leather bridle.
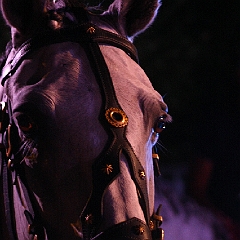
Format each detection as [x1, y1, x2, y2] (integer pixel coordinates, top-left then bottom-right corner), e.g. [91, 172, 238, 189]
[0, 7, 164, 240]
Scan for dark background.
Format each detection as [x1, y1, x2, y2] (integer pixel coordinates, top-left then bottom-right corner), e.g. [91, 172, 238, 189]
[1, 0, 240, 224]
[134, 0, 240, 224]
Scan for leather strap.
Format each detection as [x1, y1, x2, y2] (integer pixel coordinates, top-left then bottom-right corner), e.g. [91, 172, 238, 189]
[1, 22, 138, 86]
[94, 217, 152, 240]
[0, 98, 46, 239]
[1, 157, 16, 240]
[80, 28, 150, 239]
[0, 100, 17, 240]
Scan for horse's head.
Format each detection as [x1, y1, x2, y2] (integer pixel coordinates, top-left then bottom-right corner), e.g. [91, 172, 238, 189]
[0, 0, 170, 239]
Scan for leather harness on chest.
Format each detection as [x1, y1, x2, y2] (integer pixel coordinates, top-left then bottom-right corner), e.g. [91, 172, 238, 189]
[0, 8, 164, 240]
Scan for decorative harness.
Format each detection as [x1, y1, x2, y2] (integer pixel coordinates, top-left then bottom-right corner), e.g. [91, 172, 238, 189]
[0, 7, 164, 240]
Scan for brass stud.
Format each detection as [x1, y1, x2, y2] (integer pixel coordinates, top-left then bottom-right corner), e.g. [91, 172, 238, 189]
[102, 164, 113, 175]
[7, 159, 14, 171]
[133, 225, 145, 235]
[138, 170, 146, 180]
[86, 27, 96, 34]
[85, 214, 93, 225]
[149, 220, 154, 231]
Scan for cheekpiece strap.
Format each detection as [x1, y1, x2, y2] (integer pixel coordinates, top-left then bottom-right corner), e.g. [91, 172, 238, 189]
[80, 19, 150, 239]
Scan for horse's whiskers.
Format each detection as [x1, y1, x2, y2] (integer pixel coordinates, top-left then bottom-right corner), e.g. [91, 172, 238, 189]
[156, 140, 168, 155]
[19, 139, 39, 166]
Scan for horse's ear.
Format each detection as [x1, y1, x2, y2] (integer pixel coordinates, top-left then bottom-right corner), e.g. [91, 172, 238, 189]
[108, 0, 161, 40]
[0, 0, 46, 33]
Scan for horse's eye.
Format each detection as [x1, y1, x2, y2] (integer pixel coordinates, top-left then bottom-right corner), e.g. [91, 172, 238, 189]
[19, 122, 33, 132]
[154, 115, 167, 133]
[15, 113, 36, 133]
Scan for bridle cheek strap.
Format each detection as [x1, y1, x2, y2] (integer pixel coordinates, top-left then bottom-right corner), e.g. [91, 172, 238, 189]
[80, 33, 151, 238]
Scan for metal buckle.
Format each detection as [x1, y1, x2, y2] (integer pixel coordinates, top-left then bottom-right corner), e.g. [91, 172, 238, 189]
[105, 107, 128, 128]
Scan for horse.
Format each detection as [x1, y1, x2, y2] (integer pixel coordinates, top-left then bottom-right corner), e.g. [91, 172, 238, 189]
[0, 0, 171, 239]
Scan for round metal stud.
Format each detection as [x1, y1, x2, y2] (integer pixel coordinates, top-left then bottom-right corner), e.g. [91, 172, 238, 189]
[87, 27, 96, 34]
[7, 159, 14, 171]
[85, 214, 93, 225]
[149, 220, 154, 231]
[133, 225, 145, 235]
[105, 108, 128, 128]
[138, 170, 146, 180]
[102, 164, 113, 175]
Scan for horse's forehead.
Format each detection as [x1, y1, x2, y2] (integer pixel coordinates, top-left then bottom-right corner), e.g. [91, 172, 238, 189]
[11, 42, 86, 79]
[4, 43, 94, 114]
[7, 41, 165, 120]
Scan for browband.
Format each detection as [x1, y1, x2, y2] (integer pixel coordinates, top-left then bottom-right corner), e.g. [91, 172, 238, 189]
[0, 22, 139, 86]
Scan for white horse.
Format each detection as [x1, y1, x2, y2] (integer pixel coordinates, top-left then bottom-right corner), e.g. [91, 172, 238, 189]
[0, 0, 171, 239]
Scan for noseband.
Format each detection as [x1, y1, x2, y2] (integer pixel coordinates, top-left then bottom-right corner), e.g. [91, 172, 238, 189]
[0, 7, 165, 240]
